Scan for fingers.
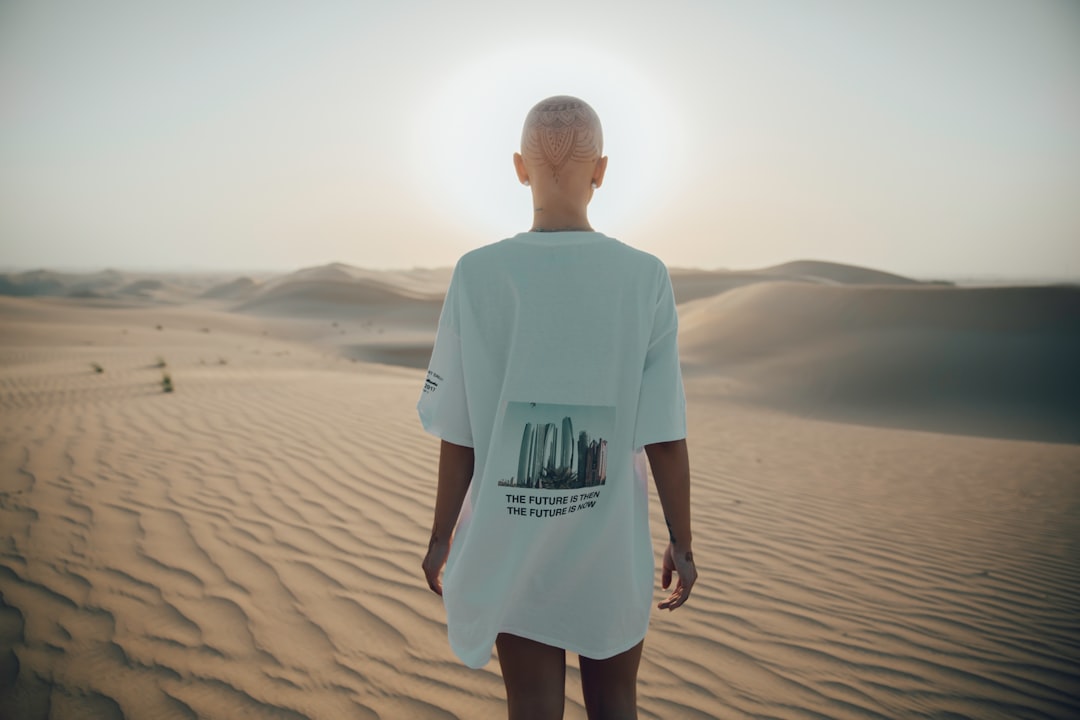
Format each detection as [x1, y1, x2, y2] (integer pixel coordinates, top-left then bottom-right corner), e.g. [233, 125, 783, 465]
[657, 547, 696, 610]
[656, 587, 691, 608]
[657, 580, 691, 610]
[421, 556, 444, 596]
[423, 562, 442, 595]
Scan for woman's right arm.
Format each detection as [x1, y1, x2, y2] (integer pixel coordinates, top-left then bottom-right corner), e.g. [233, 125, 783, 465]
[645, 438, 697, 610]
[422, 439, 474, 595]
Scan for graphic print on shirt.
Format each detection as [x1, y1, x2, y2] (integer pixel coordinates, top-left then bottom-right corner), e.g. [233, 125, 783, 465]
[495, 402, 615, 518]
[497, 401, 613, 490]
[422, 369, 442, 394]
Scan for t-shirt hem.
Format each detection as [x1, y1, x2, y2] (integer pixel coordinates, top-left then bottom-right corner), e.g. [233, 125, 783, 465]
[418, 421, 474, 448]
[634, 430, 687, 451]
[487, 619, 650, 662]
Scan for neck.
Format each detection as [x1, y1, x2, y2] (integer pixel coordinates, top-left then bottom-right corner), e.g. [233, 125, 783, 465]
[530, 205, 592, 233]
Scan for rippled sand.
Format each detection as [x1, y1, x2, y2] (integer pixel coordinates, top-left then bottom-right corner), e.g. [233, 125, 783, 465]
[1, 294, 1078, 719]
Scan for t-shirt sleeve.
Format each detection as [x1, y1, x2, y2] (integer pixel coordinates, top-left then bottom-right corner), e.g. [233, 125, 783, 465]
[417, 262, 474, 448]
[632, 263, 687, 450]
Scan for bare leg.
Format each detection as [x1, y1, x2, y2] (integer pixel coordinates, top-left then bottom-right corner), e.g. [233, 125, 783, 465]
[496, 633, 567, 720]
[578, 640, 644, 720]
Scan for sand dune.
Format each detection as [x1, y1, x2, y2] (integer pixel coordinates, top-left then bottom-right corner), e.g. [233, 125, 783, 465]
[198, 277, 259, 301]
[667, 269, 820, 305]
[230, 278, 444, 369]
[2, 263, 1079, 719]
[225, 264, 447, 367]
[667, 260, 928, 307]
[679, 281, 1080, 442]
[759, 259, 923, 285]
[253, 262, 453, 299]
[234, 278, 441, 318]
[0, 268, 158, 300]
[2, 258, 917, 307]
[0, 267, 278, 304]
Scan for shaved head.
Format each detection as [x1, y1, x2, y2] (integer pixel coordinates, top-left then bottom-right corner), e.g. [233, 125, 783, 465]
[520, 96, 603, 182]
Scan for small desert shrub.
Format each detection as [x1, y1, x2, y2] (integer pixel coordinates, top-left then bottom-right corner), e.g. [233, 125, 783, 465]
[218, 357, 227, 365]
[154, 356, 167, 368]
[155, 324, 163, 330]
[90, 362, 104, 374]
[161, 372, 174, 393]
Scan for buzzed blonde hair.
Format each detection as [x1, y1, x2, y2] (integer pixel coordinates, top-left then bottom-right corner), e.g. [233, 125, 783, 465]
[521, 96, 603, 181]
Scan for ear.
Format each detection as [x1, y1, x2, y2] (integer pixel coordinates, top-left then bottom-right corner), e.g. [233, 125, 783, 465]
[591, 156, 608, 189]
[513, 152, 530, 185]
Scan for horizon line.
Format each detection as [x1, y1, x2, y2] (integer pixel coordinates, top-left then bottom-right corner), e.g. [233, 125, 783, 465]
[1, 262, 1078, 284]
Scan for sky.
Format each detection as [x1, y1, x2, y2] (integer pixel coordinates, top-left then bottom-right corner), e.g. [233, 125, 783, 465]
[1, 0, 1078, 278]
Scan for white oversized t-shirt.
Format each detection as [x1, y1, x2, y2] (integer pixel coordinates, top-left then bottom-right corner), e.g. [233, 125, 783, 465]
[417, 231, 686, 668]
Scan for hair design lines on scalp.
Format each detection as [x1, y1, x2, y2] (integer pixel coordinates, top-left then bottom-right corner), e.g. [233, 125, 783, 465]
[521, 96, 603, 182]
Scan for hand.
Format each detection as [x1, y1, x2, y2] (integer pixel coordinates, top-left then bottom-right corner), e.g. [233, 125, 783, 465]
[422, 535, 450, 596]
[658, 542, 696, 611]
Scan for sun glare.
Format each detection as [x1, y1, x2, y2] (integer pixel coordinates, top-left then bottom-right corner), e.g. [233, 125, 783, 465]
[414, 44, 685, 239]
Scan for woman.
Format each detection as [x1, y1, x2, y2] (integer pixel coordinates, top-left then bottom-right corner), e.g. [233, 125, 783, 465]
[418, 95, 696, 720]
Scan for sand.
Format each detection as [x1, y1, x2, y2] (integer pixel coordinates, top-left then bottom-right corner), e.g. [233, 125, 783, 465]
[1, 262, 1078, 719]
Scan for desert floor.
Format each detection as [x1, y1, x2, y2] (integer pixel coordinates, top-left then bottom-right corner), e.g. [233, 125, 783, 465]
[1, 275, 1079, 719]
